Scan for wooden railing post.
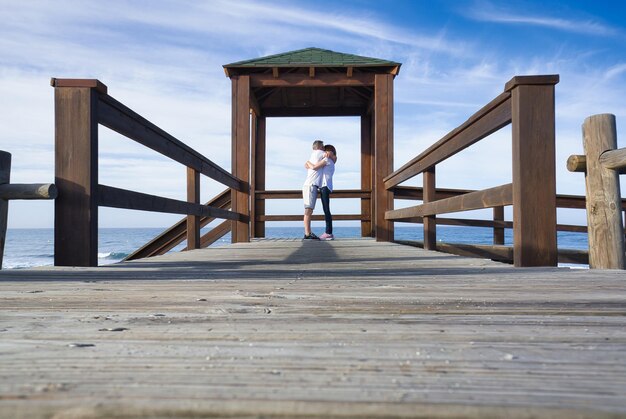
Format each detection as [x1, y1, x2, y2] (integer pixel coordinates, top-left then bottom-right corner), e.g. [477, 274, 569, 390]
[582, 114, 625, 269]
[361, 114, 373, 237]
[231, 75, 251, 243]
[423, 167, 436, 250]
[53, 79, 104, 267]
[186, 167, 200, 250]
[374, 74, 394, 241]
[0, 151, 10, 268]
[493, 206, 505, 245]
[252, 114, 266, 238]
[507, 76, 559, 267]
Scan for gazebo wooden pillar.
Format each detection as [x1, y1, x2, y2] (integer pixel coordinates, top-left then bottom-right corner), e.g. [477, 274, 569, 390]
[224, 48, 401, 243]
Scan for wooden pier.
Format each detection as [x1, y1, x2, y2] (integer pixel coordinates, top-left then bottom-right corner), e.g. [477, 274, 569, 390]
[1, 239, 625, 418]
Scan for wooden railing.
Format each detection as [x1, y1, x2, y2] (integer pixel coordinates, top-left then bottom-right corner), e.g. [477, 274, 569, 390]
[52, 79, 245, 267]
[393, 185, 626, 265]
[567, 114, 626, 269]
[384, 75, 560, 267]
[1, 151, 57, 269]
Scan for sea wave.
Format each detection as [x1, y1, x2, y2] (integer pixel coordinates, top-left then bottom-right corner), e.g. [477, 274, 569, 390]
[97, 251, 129, 260]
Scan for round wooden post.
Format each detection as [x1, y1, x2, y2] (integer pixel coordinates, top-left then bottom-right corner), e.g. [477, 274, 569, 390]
[0, 151, 10, 269]
[582, 114, 625, 269]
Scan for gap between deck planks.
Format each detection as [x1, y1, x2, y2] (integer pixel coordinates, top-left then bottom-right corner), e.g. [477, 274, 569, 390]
[0, 239, 625, 418]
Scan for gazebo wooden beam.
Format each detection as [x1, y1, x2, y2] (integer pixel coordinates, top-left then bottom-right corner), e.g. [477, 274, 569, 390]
[249, 92, 262, 117]
[261, 107, 364, 117]
[250, 73, 374, 88]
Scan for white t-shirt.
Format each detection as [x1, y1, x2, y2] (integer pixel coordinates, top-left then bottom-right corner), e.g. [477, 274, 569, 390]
[303, 149, 325, 187]
[321, 157, 335, 192]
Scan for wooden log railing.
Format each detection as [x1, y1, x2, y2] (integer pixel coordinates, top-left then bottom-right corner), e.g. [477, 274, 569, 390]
[384, 75, 560, 267]
[393, 185, 626, 265]
[567, 114, 625, 269]
[0, 151, 57, 269]
[52, 78, 245, 267]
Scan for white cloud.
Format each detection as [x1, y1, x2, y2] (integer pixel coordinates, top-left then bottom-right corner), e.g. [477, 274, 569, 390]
[465, 4, 618, 36]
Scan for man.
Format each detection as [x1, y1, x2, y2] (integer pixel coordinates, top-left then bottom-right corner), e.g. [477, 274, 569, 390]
[302, 140, 325, 240]
[305, 144, 337, 241]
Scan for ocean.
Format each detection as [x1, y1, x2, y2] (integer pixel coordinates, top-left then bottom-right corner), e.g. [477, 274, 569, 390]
[1, 226, 589, 270]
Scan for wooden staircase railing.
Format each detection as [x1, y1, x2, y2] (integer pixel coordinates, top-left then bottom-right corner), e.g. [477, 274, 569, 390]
[125, 189, 232, 261]
[384, 75, 560, 267]
[52, 79, 245, 267]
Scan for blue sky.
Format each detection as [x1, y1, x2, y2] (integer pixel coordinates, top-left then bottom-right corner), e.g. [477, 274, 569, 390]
[1, 0, 625, 228]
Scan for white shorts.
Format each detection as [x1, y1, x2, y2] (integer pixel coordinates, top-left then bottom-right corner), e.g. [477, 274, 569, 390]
[303, 184, 319, 209]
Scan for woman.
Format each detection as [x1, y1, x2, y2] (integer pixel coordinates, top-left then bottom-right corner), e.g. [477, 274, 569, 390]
[305, 144, 336, 240]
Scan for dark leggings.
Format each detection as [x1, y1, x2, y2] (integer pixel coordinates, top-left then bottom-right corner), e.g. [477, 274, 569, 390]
[320, 186, 332, 234]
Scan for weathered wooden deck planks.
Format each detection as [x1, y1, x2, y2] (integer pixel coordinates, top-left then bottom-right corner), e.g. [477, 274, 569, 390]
[1, 239, 625, 418]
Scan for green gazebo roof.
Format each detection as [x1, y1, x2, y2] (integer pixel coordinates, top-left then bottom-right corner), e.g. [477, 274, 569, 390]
[224, 47, 400, 73]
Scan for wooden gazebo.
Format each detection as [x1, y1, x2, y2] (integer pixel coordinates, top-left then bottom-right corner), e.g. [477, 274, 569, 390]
[223, 47, 401, 243]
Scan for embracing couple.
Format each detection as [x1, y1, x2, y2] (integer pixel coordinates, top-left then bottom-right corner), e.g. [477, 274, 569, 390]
[302, 140, 336, 241]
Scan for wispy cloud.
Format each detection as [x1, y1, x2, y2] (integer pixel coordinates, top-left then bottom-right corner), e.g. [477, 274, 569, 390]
[604, 63, 626, 80]
[465, 3, 618, 36]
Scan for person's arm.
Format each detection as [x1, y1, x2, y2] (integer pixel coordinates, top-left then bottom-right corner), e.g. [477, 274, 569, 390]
[306, 158, 328, 170]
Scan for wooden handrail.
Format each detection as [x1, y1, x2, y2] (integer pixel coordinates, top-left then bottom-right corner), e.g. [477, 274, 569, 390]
[0, 183, 57, 200]
[393, 185, 626, 210]
[125, 189, 231, 261]
[386, 184, 513, 220]
[1, 151, 57, 269]
[568, 151, 626, 174]
[98, 94, 243, 191]
[383, 91, 512, 190]
[52, 78, 244, 266]
[98, 185, 241, 221]
[381, 74, 560, 267]
[255, 189, 371, 199]
[259, 214, 366, 222]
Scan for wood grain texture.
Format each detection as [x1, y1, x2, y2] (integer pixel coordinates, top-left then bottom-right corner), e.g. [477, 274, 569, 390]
[186, 168, 200, 250]
[0, 183, 57, 200]
[582, 114, 625, 269]
[250, 73, 374, 87]
[567, 154, 587, 173]
[259, 214, 366, 222]
[493, 206, 505, 245]
[256, 190, 370, 199]
[511, 84, 557, 267]
[386, 184, 513, 220]
[600, 147, 626, 171]
[252, 116, 266, 238]
[0, 151, 9, 269]
[361, 114, 373, 237]
[231, 76, 251, 243]
[374, 73, 394, 241]
[394, 185, 626, 210]
[98, 95, 241, 191]
[97, 185, 238, 221]
[423, 167, 436, 250]
[51, 78, 108, 94]
[504, 74, 560, 92]
[0, 239, 625, 418]
[384, 92, 512, 189]
[54, 86, 99, 267]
